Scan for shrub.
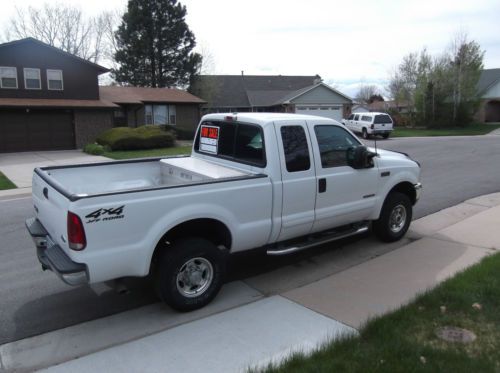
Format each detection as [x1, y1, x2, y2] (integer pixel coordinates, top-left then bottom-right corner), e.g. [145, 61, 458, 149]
[83, 143, 105, 155]
[165, 125, 196, 141]
[96, 125, 175, 151]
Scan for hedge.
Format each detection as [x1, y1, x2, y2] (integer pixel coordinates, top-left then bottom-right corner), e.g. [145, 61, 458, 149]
[96, 125, 176, 151]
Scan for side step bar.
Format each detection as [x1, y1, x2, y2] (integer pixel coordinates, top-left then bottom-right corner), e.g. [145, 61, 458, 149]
[267, 225, 369, 256]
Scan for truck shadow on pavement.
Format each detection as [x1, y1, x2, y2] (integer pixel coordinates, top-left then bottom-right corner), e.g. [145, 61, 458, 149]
[11, 232, 412, 345]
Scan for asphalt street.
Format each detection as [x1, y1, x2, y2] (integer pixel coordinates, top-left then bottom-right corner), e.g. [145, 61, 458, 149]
[1, 135, 500, 345]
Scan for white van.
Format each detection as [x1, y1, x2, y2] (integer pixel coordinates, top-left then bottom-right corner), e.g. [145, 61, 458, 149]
[343, 112, 393, 139]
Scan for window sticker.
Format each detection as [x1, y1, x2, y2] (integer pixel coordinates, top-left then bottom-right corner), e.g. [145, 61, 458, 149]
[199, 125, 219, 154]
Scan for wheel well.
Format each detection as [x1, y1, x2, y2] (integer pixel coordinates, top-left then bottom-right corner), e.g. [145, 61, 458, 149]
[150, 219, 232, 274]
[388, 182, 416, 205]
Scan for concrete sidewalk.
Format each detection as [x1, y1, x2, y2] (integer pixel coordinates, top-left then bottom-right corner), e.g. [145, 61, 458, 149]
[1, 193, 500, 372]
[0, 150, 108, 193]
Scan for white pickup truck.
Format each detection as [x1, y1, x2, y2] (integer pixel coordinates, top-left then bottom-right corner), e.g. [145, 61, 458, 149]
[26, 113, 421, 311]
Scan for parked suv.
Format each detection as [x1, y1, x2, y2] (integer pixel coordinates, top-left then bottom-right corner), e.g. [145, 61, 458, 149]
[343, 112, 393, 139]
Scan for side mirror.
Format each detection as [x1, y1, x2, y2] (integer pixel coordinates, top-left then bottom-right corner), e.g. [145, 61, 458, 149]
[346, 146, 376, 169]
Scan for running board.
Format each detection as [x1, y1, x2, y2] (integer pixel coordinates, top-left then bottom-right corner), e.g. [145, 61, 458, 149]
[266, 225, 369, 256]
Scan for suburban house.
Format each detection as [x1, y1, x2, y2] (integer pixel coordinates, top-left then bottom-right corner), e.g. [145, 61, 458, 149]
[0, 38, 205, 153]
[475, 68, 500, 123]
[190, 74, 353, 121]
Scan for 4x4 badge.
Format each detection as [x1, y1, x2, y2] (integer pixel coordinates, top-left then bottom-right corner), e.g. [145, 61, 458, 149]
[85, 206, 125, 223]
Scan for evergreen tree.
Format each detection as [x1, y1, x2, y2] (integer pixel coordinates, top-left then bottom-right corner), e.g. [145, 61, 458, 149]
[113, 0, 201, 88]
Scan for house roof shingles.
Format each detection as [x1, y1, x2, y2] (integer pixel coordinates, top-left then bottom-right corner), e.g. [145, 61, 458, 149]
[192, 75, 320, 108]
[99, 86, 206, 105]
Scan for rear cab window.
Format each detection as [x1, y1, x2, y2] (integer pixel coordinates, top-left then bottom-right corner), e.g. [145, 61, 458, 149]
[374, 114, 392, 124]
[194, 120, 266, 167]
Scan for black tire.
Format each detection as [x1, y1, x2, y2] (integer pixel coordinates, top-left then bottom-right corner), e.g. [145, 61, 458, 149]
[362, 128, 369, 139]
[373, 192, 412, 242]
[382, 133, 390, 139]
[155, 238, 226, 312]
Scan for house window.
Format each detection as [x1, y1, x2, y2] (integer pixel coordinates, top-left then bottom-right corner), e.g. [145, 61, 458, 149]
[47, 69, 63, 90]
[153, 105, 167, 125]
[24, 68, 41, 89]
[145, 104, 176, 125]
[169, 105, 176, 125]
[0, 67, 18, 89]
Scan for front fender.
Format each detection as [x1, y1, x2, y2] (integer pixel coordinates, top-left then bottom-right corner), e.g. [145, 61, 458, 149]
[370, 170, 420, 220]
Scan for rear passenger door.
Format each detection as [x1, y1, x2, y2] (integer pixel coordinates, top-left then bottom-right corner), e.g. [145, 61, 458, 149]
[275, 121, 317, 241]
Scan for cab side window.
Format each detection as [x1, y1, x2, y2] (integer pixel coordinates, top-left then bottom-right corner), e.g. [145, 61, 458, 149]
[314, 125, 360, 168]
[281, 125, 311, 172]
[354, 114, 359, 121]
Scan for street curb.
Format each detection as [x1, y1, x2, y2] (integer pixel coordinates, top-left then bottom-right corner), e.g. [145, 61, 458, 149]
[0, 188, 32, 200]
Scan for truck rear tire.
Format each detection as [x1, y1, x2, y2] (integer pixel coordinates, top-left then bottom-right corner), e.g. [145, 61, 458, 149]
[362, 128, 369, 139]
[373, 192, 412, 242]
[155, 238, 226, 311]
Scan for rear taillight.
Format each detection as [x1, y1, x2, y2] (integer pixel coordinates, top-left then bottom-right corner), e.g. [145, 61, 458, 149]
[67, 212, 86, 250]
[371, 124, 374, 129]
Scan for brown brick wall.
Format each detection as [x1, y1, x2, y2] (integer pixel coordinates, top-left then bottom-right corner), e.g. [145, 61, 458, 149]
[74, 109, 113, 148]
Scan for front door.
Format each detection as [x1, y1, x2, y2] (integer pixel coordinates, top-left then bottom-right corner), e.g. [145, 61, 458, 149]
[309, 124, 379, 233]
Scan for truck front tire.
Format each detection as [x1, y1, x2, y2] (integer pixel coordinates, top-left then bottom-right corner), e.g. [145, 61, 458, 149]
[155, 238, 226, 311]
[373, 192, 412, 242]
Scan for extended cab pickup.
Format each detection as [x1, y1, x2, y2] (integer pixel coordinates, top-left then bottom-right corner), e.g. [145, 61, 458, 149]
[26, 113, 422, 311]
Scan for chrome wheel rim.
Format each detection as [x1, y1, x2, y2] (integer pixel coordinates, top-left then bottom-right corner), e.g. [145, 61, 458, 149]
[176, 257, 213, 298]
[389, 204, 407, 233]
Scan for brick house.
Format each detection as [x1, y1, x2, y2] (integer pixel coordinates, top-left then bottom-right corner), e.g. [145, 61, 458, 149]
[0, 38, 204, 153]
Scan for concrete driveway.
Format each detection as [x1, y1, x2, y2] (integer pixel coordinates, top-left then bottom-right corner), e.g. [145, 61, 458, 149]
[0, 150, 109, 189]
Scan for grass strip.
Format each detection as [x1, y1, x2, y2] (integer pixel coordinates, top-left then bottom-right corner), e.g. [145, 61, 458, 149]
[259, 252, 500, 373]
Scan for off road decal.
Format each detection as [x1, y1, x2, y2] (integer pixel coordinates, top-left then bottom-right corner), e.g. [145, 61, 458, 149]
[85, 206, 125, 223]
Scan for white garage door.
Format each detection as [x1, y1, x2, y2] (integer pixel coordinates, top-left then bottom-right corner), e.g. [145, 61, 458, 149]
[295, 106, 343, 122]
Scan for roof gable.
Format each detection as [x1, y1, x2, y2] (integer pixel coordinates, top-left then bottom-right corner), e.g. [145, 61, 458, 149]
[477, 69, 500, 95]
[0, 37, 109, 73]
[286, 83, 352, 104]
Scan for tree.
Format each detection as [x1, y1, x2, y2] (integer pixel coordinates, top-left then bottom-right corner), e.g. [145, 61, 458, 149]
[448, 31, 484, 126]
[114, 0, 202, 88]
[4, 3, 110, 64]
[355, 84, 379, 104]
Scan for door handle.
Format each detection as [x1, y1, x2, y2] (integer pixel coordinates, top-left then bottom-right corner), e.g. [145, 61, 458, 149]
[318, 178, 326, 193]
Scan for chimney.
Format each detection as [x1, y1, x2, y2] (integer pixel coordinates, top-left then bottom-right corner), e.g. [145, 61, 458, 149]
[313, 74, 322, 85]
[241, 70, 244, 76]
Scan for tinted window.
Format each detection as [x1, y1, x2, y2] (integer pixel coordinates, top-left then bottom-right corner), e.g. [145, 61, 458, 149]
[354, 114, 359, 120]
[374, 114, 392, 124]
[314, 125, 360, 168]
[361, 115, 372, 122]
[194, 121, 265, 167]
[348, 114, 354, 120]
[280, 126, 311, 172]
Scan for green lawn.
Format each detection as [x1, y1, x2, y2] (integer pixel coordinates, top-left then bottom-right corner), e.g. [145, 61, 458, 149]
[103, 145, 192, 160]
[0, 172, 16, 190]
[259, 252, 500, 373]
[392, 124, 500, 137]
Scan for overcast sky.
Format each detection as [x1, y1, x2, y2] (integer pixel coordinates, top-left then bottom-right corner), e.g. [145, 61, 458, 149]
[3, 0, 500, 97]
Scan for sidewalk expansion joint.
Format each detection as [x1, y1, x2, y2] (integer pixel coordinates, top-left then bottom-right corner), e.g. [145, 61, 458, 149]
[429, 235, 494, 251]
[281, 295, 359, 332]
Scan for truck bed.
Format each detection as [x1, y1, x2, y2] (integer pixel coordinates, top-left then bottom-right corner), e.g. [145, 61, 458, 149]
[35, 156, 251, 199]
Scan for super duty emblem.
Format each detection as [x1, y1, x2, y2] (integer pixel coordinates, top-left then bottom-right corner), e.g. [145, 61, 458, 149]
[85, 206, 125, 223]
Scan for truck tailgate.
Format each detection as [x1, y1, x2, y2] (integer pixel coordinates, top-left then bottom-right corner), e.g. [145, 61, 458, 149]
[32, 172, 72, 250]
